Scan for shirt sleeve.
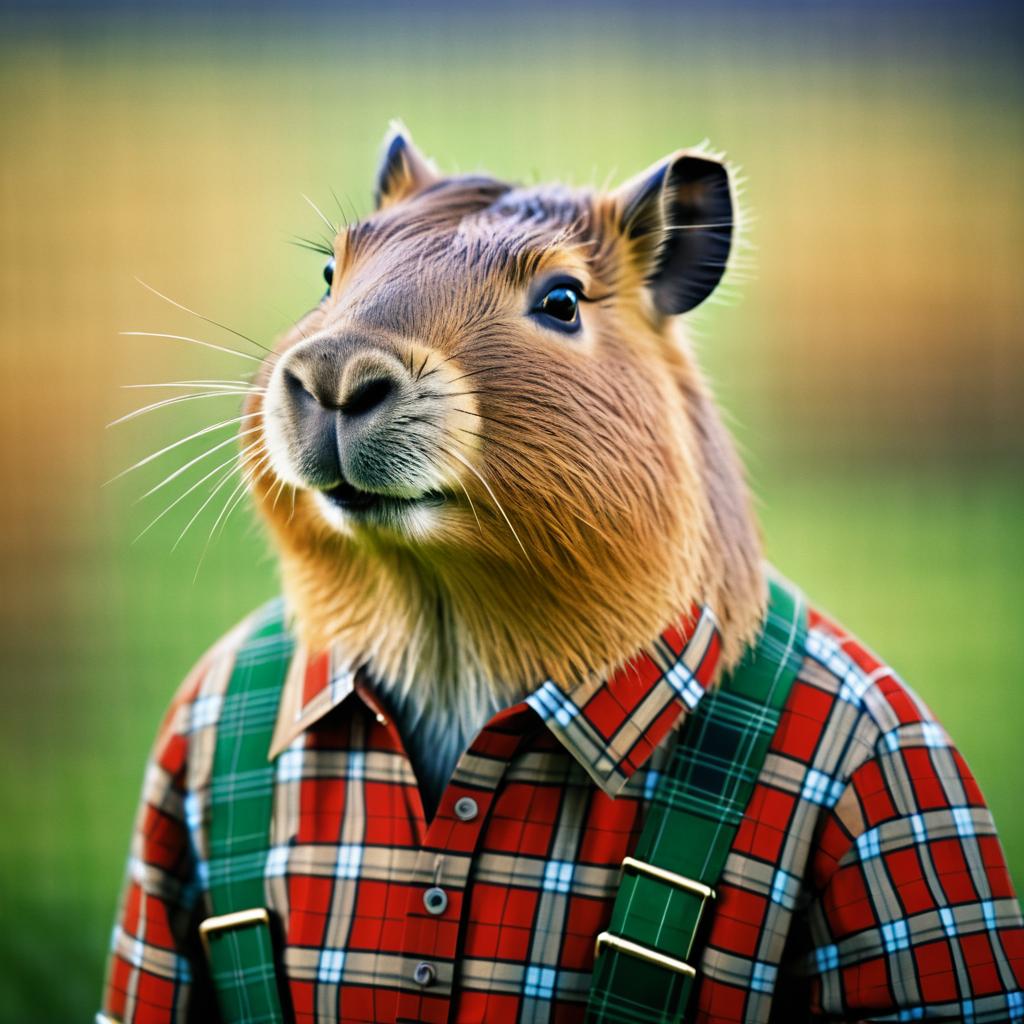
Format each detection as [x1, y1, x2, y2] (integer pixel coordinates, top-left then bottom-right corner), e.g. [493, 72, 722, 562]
[98, 662, 218, 1024]
[801, 684, 1024, 1022]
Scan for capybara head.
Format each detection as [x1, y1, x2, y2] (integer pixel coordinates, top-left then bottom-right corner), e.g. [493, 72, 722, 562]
[244, 124, 764, 713]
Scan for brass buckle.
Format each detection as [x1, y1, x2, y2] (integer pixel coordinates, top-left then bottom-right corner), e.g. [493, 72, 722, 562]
[620, 856, 716, 902]
[596, 857, 717, 971]
[595, 931, 697, 979]
[199, 907, 271, 958]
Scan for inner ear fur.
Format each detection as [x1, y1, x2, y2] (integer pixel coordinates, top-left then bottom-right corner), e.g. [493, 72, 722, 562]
[374, 122, 441, 209]
[614, 150, 734, 315]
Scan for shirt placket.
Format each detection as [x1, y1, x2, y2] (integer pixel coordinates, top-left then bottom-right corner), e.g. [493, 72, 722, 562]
[374, 705, 530, 1024]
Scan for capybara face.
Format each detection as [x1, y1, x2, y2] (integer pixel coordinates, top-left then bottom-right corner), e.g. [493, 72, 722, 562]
[251, 129, 732, 555]
[242, 127, 761, 691]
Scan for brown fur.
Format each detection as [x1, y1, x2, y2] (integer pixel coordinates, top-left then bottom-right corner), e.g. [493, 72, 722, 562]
[242, 134, 765, 722]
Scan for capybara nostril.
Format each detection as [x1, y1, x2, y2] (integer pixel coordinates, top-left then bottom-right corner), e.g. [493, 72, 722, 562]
[340, 375, 396, 418]
[283, 367, 319, 408]
[336, 350, 408, 425]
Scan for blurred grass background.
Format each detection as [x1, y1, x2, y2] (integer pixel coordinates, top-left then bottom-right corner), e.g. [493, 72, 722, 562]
[0, 1, 1021, 1018]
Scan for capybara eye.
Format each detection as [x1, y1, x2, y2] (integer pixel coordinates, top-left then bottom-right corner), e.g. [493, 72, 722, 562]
[323, 256, 335, 288]
[532, 283, 581, 333]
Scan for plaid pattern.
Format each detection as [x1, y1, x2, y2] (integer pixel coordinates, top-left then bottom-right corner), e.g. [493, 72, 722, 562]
[203, 601, 293, 1023]
[589, 580, 807, 1023]
[100, 591, 1024, 1023]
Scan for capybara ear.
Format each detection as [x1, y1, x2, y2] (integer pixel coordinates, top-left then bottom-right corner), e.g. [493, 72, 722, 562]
[374, 121, 441, 209]
[613, 150, 733, 314]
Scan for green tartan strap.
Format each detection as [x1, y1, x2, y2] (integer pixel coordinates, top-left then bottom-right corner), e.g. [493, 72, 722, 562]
[587, 575, 808, 1024]
[202, 599, 294, 1024]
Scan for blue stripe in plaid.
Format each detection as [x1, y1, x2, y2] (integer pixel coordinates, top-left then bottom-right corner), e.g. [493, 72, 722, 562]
[329, 668, 356, 705]
[1008, 991, 1024, 1021]
[347, 750, 365, 780]
[317, 949, 345, 984]
[542, 860, 575, 894]
[910, 812, 926, 843]
[265, 845, 289, 878]
[953, 806, 976, 838]
[751, 961, 777, 994]
[526, 681, 580, 728]
[336, 844, 362, 879]
[524, 965, 557, 999]
[881, 919, 910, 953]
[189, 694, 223, 732]
[857, 827, 882, 859]
[770, 868, 801, 910]
[276, 746, 305, 783]
[801, 768, 844, 807]
[643, 768, 661, 802]
[805, 631, 873, 705]
[815, 944, 840, 973]
[982, 900, 997, 931]
[664, 660, 705, 709]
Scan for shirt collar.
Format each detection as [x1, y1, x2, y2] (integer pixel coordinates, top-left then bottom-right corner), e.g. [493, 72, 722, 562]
[268, 604, 722, 798]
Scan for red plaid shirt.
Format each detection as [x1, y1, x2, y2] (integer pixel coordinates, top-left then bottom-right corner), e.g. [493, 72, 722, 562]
[100, 596, 1024, 1023]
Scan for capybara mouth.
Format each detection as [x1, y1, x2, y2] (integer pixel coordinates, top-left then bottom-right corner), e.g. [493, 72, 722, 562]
[319, 478, 447, 519]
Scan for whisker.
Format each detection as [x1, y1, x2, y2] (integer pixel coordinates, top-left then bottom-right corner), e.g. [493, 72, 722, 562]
[445, 366, 499, 386]
[415, 351, 461, 383]
[172, 459, 246, 552]
[192, 450, 269, 581]
[663, 221, 734, 232]
[136, 426, 263, 500]
[223, 450, 271, 532]
[217, 455, 267, 540]
[105, 411, 258, 484]
[109, 390, 253, 427]
[444, 447, 531, 567]
[329, 188, 349, 228]
[132, 439, 261, 543]
[122, 380, 264, 393]
[133, 278, 277, 358]
[290, 236, 334, 257]
[271, 474, 289, 514]
[438, 443, 481, 534]
[301, 193, 339, 237]
[120, 330, 265, 365]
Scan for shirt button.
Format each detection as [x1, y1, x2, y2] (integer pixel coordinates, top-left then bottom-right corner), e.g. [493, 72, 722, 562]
[423, 886, 448, 915]
[454, 796, 479, 822]
[413, 961, 436, 987]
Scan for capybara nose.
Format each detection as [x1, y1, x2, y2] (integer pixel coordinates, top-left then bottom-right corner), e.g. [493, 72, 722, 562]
[334, 350, 410, 472]
[333, 350, 415, 490]
[272, 339, 415, 491]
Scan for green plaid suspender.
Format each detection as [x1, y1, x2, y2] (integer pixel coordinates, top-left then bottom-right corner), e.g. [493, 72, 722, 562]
[587, 576, 808, 1024]
[200, 600, 294, 1024]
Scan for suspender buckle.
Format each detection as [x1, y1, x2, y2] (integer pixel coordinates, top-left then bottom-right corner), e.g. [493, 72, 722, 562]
[620, 856, 716, 903]
[594, 931, 697, 978]
[199, 907, 272, 958]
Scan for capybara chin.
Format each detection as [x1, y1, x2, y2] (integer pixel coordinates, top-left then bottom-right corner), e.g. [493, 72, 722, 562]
[245, 125, 763, 788]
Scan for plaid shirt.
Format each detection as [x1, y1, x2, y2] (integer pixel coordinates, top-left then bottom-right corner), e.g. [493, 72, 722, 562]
[100, 595, 1024, 1024]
